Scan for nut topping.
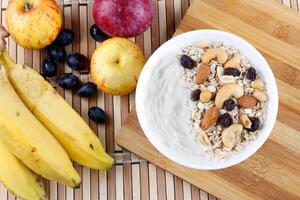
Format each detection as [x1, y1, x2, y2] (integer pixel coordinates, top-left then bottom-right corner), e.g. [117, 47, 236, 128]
[237, 96, 258, 108]
[200, 106, 219, 130]
[195, 63, 210, 84]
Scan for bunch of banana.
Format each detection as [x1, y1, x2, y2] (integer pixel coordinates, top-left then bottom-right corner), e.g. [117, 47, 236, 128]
[0, 71, 81, 188]
[0, 25, 114, 199]
[0, 35, 114, 170]
[0, 140, 45, 200]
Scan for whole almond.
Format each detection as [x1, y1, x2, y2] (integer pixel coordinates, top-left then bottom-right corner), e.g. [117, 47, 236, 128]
[200, 106, 219, 130]
[195, 63, 210, 84]
[237, 96, 258, 108]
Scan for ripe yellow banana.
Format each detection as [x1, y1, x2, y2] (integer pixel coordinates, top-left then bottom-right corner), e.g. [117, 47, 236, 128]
[0, 140, 45, 200]
[0, 43, 114, 169]
[0, 71, 80, 188]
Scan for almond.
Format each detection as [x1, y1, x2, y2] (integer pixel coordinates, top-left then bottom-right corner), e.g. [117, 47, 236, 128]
[200, 106, 219, 130]
[195, 63, 210, 84]
[237, 96, 257, 108]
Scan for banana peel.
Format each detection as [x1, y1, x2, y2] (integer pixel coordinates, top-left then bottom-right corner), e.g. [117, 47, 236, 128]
[0, 140, 45, 200]
[0, 25, 114, 170]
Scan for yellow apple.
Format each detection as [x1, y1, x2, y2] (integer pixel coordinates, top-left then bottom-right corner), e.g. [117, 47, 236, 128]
[6, 0, 62, 49]
[91, 38, 145, 95]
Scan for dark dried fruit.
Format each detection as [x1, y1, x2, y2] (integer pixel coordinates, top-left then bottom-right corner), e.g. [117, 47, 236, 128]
[190, 89, 201, 101]
[246, 67, 257, 81]
[67, 53, 89, 70]
[247, 117, 260, 132]
[223, 99, 236, 111]
[77, 82, 97, 97]
[180, 55, 196, 69]
[42, 59, 57, 77]
[55, 29, 75, 46]
[90, 24, 110, 42]
[218, 113, 233, 127]
[48, 46, 66, 62]
[224, 68, 240, 77]
[88, 107, 106, 124]
[57, 74, 81, 89]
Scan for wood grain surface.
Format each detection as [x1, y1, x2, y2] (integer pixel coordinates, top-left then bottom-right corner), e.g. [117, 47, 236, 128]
[0, 0, 299, 200]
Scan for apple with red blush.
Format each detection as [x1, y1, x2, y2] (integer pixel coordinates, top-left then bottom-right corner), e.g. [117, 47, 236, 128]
[93, 0, 153, 37]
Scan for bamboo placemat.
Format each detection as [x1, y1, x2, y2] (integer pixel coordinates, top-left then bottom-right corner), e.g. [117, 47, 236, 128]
[0, 0, 299, 200]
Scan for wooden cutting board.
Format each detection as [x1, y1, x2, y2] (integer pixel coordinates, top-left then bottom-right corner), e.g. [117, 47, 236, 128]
[116, 0, 300, 200]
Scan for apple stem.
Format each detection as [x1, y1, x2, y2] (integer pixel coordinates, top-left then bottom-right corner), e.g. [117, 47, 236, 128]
[24, 1, 33, 11]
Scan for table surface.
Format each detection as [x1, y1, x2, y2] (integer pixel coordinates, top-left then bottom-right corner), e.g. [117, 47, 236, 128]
[0, 0, 299, 200]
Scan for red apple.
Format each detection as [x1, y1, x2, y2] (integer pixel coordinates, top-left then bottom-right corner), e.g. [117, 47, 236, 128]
[6, 0, 62, 49]
[93, 0, 153, 38]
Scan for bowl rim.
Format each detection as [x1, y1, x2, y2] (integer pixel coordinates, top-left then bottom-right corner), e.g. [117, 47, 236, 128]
[136, 29, 278, 170]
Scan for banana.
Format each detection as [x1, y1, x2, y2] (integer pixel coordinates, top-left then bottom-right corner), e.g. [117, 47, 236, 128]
[0, 28, 114, 170]
[0, 140, 45, 200]
[0, 71, 80, 188]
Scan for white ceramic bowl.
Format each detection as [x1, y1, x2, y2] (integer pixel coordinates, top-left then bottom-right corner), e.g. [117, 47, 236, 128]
[136, 30, 278, 170]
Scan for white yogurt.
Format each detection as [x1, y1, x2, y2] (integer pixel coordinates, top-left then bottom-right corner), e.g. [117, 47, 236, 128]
[141, 54, 207, 162]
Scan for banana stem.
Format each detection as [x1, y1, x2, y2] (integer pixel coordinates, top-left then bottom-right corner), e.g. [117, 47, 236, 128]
[0, 49, 15, 72]
[0, 26, 9, 51]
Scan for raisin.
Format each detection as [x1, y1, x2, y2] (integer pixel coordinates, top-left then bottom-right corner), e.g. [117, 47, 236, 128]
[246, 67, 257, 81]
[224, 68, 240, 77]
[247, 117, 260, 132]
[190, 89, 201, 101]
[181, 55, 196, 69]
[223, 99, 236, 111]
[218, 113, 233, 127]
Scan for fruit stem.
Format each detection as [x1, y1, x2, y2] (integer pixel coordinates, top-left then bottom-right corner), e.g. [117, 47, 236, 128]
[24, 1, 33, 11]
[0, 49, 16, 72]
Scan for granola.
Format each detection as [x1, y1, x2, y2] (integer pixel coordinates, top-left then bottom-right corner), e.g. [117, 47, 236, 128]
[178, 41, 268, 160]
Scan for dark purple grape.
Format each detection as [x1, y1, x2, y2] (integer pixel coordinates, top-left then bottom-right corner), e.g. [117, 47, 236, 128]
[90, 24, 110, 42]
[224, 68, 240, 77]
[88, 107, 106, 124]
[223, 99, 236, 111]
[190, 89, 201, 101]
[246, 67, 257, 81]
[55, 29, 75, 46]
[67, 53, 89, 70]
[247, 117, 260, 132]
[57, 74, 80, 89]
[218, 113, 233, 127]
[42, 59, 57, 77]
[181, 55, 196, 69]
[77, 82, 97, 97]
[48, 46, 66, 62]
